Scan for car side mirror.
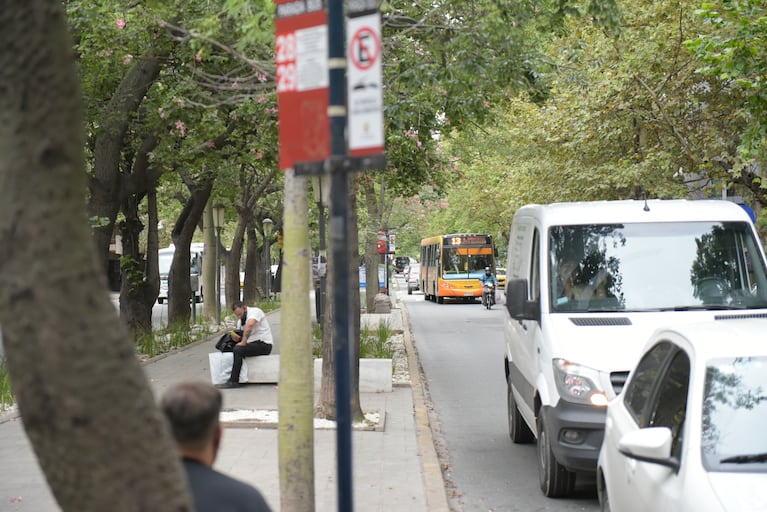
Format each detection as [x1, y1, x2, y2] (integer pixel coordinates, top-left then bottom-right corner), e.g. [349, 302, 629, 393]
[506, 278, 540, 322]
[618, 427, 680, 472]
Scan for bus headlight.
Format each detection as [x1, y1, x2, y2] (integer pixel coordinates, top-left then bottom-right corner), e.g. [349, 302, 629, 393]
[552, 359, 608, 407]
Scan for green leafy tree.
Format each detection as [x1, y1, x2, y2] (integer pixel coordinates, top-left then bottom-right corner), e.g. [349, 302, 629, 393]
[441, 0, 763, 233]
[66, 0, 283, 330]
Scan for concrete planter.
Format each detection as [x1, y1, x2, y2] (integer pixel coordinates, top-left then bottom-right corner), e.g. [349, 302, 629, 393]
[314, 358, 393, 393]
[237, 355, 393, 392]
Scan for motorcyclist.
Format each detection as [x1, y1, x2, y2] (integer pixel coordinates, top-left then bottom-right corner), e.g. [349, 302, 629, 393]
[479, 266, 498, 306]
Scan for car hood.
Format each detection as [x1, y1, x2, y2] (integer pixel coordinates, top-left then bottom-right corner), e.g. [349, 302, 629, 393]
[544, 311, 725, 373]
[708, 472, 767, 511]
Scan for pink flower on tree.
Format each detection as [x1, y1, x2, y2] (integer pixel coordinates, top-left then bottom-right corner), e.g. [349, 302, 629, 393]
[206, 140, 216, 149]
[123, 54, 133, 65]
[174, 120, 187, 136]
[115, 18, 126, 30]
[177, 99, 185, 108]
[195, 53, 202, 62]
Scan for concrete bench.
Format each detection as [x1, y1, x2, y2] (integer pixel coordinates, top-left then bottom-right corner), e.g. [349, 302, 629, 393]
[244, 354, 281, 384]
[221, 354, 392, 392]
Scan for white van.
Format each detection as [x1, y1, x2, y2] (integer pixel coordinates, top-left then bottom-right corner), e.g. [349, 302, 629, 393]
[157, 243, 204, 304]
[502, 199, 767, 497]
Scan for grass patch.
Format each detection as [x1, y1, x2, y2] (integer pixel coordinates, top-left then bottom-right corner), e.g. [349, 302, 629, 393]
[0, 358, 13, 412]
[360, 320, 395, 359]
[311, 320, 395, 360]
[136, 322, 216, 358]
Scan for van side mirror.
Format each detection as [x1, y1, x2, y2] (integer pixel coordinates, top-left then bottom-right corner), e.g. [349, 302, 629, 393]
[506, 278, 540, 322]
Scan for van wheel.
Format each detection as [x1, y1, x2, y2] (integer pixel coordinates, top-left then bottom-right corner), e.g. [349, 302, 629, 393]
[408, 288, 412, 295]
[507, 378, 534, 444]
[437, 295, 444, 304]
[158, 298, 164, 304]
[537, 412, 575, 497]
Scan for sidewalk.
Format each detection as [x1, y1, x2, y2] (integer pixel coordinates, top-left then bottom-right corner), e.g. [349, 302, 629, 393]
[0, 284, 448, 511]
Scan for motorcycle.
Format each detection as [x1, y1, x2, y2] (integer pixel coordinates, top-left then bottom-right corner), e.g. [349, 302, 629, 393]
[482, 281, 496, 310]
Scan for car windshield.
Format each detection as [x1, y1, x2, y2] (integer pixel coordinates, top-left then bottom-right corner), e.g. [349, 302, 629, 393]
[701, 356, 767, 472]
[549, 221, 767, 312]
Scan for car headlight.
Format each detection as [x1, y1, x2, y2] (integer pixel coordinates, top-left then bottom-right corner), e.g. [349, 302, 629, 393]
[552, 359, 608, 407]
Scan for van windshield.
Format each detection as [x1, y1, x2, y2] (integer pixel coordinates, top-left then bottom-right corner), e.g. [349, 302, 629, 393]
[159, 253, 173, 275]
[549, 221, 767, 312]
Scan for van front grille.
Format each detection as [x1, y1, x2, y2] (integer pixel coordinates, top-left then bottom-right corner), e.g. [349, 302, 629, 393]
[570, 317, 632, 326]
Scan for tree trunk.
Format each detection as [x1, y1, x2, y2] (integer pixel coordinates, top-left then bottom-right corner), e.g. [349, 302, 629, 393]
[203, 205, 217, 321]
[167, 183, 212, 325]
[316, 173, 364, 420]
[277, 170, 315, 511]
[118, 137, 162, 339]
[117, 185, 160, 339]
[348, 177, 363, 421]
[242, 226, 263, 303]
[316, 243, 336, 416]
[88, 46, 171, 272]
[225, 216, 247, 309]
[363, 178, 384, 312]
[0, 3, 192, 510]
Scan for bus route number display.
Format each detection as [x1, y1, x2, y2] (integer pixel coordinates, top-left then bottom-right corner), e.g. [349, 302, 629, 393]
[447, 235, 490, 246]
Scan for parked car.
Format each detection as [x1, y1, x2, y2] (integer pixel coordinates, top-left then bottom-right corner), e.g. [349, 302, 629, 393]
[406, 263, 420, 295]
[496, 266, 506, 289]
[597, 319, 767, 512]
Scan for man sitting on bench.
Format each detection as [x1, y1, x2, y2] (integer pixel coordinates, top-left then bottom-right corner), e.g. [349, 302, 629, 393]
[217, 301, 273, 389]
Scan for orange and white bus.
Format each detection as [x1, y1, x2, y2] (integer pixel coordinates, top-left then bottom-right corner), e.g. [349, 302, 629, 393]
[420, 233, 496, 303]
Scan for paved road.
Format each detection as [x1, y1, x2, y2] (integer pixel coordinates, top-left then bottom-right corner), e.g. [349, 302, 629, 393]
[400, 279, 599, 512]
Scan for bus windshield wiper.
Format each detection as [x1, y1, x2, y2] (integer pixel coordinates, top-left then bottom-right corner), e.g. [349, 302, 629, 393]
[720, 452, 767, 464]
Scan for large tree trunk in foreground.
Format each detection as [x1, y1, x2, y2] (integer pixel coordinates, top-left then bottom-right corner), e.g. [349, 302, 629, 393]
[0, 3, 191, 511]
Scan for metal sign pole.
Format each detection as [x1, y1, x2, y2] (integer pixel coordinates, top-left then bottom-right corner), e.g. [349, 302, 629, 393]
[327, 1, 353, 511]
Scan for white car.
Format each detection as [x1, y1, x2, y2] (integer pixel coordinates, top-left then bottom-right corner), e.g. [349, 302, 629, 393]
[406, 263, 420, 295]
[597, 319, 767, 512]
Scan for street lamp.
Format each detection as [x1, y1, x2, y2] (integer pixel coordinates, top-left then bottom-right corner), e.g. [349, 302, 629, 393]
[263, 218, 273, 299]
[212, 202, 226, 324]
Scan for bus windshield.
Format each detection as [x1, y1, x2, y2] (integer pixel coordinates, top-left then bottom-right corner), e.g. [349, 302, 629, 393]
[442, 246, 493, 278]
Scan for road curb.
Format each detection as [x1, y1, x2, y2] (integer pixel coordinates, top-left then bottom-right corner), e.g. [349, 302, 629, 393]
[401, 302, 451, 512]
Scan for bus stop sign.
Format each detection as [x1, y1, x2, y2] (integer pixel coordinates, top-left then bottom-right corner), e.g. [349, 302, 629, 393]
[275, 0, 329, 170]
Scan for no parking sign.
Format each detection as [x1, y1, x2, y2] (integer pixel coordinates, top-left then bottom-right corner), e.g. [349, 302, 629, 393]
[346, 13, 384, 158]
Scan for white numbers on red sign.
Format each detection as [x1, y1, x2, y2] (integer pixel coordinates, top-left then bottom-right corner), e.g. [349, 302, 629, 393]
[276, 33, 298, 93]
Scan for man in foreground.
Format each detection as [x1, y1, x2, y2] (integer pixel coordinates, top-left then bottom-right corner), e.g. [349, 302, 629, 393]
[161, 381, 272, 512]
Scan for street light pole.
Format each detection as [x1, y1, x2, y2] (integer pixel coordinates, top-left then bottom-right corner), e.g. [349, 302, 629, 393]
[212, 203, 226, 324]
[263, 218, 273, 300]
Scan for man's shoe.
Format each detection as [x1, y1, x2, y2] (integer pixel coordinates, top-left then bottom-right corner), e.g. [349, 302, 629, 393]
[216, 381, 242, 389]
